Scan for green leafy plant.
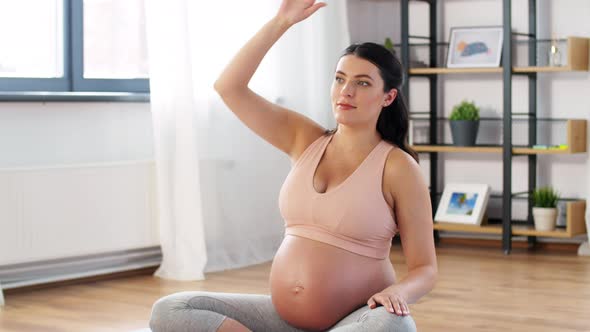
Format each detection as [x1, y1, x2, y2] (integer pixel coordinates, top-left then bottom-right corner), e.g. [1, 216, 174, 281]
[532, 186, 560, 208]
[384, 37, 394, 52]
[450, 100, 480, 121]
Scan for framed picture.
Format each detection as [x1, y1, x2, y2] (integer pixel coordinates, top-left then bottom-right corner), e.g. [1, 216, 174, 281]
[556, 200, 567, 227]
[435, 183, 490, 225]
[446, 26, 503, 68]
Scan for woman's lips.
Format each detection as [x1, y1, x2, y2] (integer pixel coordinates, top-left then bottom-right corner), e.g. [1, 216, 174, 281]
[337, 103, 356, 110]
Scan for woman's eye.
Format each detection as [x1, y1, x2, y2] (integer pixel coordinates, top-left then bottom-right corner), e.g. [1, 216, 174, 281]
[358, 81, 370, 86]
[335, 77, 344, 83]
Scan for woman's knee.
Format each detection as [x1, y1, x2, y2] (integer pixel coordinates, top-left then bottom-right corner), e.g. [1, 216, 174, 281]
[388, 314, 417, 332]
[149, 295, 171, 331]
[150, 292, 191, 331]
[362, 307, 417, 332]
[149, 291, 226, 332]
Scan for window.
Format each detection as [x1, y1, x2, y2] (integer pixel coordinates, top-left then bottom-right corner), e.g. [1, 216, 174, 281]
[0, 0, 149, 93]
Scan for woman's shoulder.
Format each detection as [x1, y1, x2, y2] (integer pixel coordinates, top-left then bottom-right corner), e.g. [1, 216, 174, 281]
[289, 127, 329, 164]
[383, 145, 422, 183]
[382, 146, 427, 207]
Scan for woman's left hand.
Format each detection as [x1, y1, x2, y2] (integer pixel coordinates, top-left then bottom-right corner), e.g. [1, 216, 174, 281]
[367, 286, 410, 316]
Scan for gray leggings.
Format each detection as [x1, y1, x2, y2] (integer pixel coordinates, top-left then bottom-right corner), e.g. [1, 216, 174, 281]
[149, 291, 417, 332]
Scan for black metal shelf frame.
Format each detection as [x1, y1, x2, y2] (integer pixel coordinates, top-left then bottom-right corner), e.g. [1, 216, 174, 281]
[400, 0, 540, 254]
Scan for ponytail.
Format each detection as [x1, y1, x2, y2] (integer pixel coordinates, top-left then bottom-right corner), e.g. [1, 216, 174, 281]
[377, 92, 418, 163]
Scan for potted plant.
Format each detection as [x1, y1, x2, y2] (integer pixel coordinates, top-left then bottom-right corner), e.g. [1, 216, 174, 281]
[531, 186, 560, 231]
[449, 100, 480, 146]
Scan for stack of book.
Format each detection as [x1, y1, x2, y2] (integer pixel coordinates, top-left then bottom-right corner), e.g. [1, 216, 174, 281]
[532, 144, 568, 150]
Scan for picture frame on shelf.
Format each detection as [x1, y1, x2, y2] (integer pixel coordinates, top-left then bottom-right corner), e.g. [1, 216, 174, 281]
[556, 200, 567, 227]
[435, 183, 491, 225]
[446, 26, 503, 68]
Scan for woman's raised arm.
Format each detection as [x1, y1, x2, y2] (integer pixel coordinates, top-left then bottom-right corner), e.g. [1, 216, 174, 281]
[214, 0, 327, 159]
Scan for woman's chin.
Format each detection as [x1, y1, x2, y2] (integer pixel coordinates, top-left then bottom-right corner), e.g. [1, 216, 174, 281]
[333, 116, 363, 128]
[333, 113, 356, 125]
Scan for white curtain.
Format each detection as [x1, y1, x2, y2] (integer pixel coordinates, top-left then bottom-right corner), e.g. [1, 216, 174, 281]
[145, 0, 350, 280]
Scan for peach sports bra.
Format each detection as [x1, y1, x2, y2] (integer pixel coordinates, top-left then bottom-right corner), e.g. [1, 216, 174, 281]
[278, 133, 398, 259]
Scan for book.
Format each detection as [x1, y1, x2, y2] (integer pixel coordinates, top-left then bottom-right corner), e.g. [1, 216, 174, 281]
[532, 144, 568, 150]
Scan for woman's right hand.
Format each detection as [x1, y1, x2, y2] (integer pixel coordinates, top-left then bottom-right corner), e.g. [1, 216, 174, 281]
[276, 0, 327, 27]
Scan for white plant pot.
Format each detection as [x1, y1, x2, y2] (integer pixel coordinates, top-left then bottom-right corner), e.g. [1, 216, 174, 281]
[532, 207, 557, 231]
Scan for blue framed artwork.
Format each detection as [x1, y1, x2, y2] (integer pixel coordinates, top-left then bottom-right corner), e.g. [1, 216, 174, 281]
[446, 26, 503, 68]
[435, 183, 490, 225]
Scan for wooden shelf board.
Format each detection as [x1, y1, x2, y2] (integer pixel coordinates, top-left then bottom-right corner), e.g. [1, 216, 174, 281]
[434, 223, 577, 238]
[412, 145, 502, 153]
[433, 222, 502, 234]
[512, 147, 572, 154]
[567, 200, 587, 236]
[568, 36, 590, 71]
[513, 66, 575, 73]
[412, 145, 585, 154]
[511, 225, 572, 238]
[409, 67, 502, 75]
[568, 119, 587, 153]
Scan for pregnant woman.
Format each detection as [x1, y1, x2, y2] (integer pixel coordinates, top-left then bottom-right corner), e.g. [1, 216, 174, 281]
[149, 0, 437, 331]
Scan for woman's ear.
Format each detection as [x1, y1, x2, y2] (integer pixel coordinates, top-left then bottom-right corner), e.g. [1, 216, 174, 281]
[383, 88, 398, 107]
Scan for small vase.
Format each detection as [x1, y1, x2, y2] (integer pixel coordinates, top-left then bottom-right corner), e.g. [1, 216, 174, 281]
[549, 41, 562, 67]
[532, 207, 557, 231]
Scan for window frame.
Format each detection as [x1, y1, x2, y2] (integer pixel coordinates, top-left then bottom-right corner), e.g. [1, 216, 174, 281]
[0, 0, 149, 94]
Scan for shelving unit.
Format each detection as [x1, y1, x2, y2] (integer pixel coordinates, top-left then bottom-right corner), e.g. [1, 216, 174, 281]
[399, 0, 589, 253]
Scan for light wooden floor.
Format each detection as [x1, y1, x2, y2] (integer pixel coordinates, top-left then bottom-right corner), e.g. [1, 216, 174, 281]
[1, 244, 590, 332]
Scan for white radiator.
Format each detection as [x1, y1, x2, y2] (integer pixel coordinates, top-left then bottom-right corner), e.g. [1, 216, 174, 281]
[0, 160, 161, 304]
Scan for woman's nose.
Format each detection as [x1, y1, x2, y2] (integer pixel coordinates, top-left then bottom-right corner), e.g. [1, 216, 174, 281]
[341, 83, 354, 97]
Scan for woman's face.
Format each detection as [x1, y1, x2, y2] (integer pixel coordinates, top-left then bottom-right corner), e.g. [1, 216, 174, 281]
[330, 55, 397, 129]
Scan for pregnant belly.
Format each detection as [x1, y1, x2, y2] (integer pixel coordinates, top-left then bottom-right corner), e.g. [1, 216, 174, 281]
[270, 235, 396, 331]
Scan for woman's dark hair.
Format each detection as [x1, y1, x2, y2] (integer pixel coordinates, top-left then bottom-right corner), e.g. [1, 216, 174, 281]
[326, 42, 418, 163]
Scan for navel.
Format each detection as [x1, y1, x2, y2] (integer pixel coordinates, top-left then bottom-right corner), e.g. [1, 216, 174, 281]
[292, 281, 305, 294]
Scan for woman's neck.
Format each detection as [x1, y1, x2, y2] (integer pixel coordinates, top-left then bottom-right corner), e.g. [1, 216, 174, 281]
[331, 126, 381, 153]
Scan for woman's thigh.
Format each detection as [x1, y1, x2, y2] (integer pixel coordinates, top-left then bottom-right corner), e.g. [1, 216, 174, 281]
[150, 291, 306, 332]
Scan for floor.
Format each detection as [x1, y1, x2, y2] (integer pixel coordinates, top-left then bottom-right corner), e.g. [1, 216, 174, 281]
[1, 244, 589, 332]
